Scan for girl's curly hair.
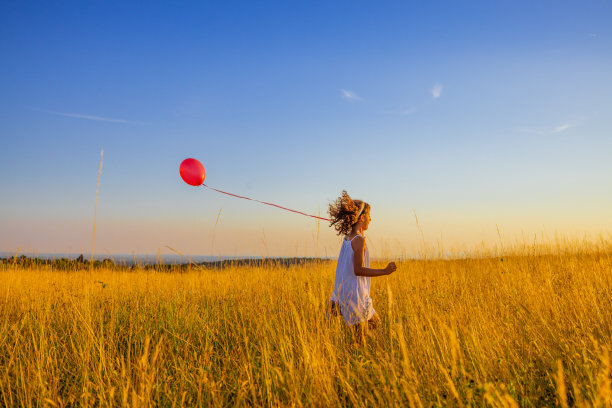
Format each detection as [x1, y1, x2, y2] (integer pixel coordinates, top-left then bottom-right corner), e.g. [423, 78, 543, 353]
[328, 190, 370, 236]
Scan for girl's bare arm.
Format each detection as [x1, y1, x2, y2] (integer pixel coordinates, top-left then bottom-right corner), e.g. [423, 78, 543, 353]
[351, 236, 397, 277]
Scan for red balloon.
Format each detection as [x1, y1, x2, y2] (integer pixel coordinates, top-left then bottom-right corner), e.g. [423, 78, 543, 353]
[179, 158, 206, 186]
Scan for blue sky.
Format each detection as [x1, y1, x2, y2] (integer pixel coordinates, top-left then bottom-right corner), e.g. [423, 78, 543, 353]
[1, 1, 611, 257]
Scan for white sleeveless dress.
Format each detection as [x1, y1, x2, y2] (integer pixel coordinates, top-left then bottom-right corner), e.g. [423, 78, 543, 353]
[330, 234, 375, 325]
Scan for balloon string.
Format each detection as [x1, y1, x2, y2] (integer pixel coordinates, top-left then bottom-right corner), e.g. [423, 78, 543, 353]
[201, 184, 331, 222]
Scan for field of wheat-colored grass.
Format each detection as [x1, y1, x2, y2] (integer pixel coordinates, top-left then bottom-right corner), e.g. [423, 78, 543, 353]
[1, 240, 612, 407]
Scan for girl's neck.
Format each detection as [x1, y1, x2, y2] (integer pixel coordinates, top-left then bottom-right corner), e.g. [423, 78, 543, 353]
[350, 225, 364, 236]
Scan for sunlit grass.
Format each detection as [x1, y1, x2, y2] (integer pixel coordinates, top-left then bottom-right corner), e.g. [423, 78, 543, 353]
[1, 239, 611, 406]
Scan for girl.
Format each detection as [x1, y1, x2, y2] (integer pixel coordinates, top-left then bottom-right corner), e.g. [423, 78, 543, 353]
[328, 190, 397, 344]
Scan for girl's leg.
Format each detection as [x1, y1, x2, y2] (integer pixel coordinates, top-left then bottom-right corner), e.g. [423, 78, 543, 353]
[326, 301, 342, 326]
[354, 313, 381, 346]
[354, 322, 366, 346]
[367, 312, 381, 330]
[330, 300, 342, 317]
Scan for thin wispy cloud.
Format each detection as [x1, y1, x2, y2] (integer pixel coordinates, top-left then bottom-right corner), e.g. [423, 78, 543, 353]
[588, 33, 597, 38]
[430, 83, 443, 99]
[519, 118, 584, 135]
[400, 107, 418, 116]
[340, 89, 362, 102]
[43, 110, 149, 125]
[551, 123, 576, 133]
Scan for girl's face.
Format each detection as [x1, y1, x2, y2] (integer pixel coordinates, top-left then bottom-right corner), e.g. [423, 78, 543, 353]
[361, 212, 371, 231]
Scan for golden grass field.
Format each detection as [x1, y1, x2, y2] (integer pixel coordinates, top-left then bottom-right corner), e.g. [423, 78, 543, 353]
[1, 241, 612, 407]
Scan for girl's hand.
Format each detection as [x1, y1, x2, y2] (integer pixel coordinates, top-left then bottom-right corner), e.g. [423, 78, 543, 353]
[385, 262, 397, 275]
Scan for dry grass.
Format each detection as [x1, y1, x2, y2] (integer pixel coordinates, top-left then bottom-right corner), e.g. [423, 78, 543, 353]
[1, 242, 612, 407]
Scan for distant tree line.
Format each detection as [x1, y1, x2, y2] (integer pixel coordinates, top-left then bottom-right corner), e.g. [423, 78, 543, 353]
[0, 254, 331, 272]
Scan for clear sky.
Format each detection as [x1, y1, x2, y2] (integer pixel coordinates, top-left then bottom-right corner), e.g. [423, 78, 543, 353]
[1, 1, 611, 258]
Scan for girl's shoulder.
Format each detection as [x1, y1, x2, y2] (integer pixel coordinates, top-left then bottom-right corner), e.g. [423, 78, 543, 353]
[344, 233, 364, 242]
[349, 234, 365, 250]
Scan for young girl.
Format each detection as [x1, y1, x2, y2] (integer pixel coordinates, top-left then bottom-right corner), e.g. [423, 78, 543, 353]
[328, 191, 397, 344]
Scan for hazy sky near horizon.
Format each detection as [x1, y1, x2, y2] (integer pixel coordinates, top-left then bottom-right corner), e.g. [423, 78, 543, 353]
[1, 1, 611, 257]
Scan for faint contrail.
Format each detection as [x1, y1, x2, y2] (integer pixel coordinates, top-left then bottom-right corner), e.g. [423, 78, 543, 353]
[42, 110, 150, 124]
